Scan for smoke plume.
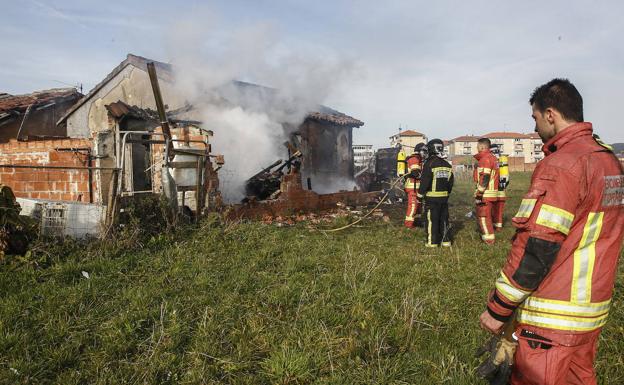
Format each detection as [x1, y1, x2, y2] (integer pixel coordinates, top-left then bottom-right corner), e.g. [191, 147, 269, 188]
[163, 10, 357, 202]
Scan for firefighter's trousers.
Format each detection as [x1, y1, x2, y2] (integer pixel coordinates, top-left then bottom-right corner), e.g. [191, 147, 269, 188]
[404, 188, 420, 228]
[476, 200, 504, 244]
[424, 200, 450, 246]
[511, 327, 600, 385]
[493, 199, 505, 229]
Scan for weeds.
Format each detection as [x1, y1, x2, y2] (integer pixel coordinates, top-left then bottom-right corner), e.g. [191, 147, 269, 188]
[0, 173, 622, 384]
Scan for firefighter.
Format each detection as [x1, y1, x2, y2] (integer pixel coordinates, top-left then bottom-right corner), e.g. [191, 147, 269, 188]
[417, 139, 454, 247]
[403, 143, 425, 228]
[479, 78, 624, 384]
[473, 138, 501, 244]
[496, 153, 510, 230]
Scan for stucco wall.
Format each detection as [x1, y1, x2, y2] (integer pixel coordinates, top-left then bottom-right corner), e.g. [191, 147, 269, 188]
[66, 65, 184, 138]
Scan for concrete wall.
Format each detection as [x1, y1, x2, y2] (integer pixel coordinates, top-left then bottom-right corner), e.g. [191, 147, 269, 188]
[66, 65, 183, 138]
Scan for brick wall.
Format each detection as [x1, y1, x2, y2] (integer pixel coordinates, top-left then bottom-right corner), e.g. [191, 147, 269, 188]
[0, 138, 95, 202]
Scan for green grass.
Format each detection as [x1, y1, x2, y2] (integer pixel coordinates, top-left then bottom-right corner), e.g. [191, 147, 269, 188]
[1, 172, 623, 384]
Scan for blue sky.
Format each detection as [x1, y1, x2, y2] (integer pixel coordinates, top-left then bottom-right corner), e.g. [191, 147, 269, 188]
[2, 0, 624, 147]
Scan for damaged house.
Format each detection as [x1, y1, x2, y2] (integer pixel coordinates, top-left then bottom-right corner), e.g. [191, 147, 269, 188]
[0, 53, 366, 236]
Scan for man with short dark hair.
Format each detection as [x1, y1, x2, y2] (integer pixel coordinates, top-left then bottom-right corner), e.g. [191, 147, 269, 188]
[479, 78, 624, 384]
[473, 137, 500, 244]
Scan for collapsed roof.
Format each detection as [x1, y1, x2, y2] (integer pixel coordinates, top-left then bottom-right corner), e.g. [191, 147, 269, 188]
[0, 88, 82, 127]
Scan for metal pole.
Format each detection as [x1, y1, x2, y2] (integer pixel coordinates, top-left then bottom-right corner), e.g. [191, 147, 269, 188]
[0, 164, 119, 170]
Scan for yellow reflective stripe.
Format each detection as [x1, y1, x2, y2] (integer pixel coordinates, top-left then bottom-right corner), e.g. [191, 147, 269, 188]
[536, 204, 575, 234]
[515, 198, 536, 218]
[495, 272, 531, 303]
[497, 190, 507, 198]
[405, 181, 415, 189]
[481, 234, 495, 241]
[522, 296, 610, 317]
[572, 212, 604, 303]
[432, 167, 452, 174]
[409, 164, 421, 170]
[427, 209, 432, 245]
[426, 191, 449, 197]
[517, 308, 608, 332]
[406, 201, 416, 220]
[483, 191, 499, 197]
[480, 218, 490, 235]
[481, 167, 492, 174]
[488, 169, 496, 191]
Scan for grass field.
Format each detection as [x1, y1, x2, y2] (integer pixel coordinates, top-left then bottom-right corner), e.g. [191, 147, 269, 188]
[1, 172, 623, 384]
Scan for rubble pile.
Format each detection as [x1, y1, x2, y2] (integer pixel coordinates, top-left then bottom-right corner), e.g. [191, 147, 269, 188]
[259, 202, 390, 227]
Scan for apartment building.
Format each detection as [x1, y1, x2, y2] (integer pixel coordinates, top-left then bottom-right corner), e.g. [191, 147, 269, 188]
[353, 144, 374, 172]
[389, 129, 427, 154]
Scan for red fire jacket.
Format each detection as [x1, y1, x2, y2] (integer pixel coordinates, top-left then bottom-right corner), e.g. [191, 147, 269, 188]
[486, 123, 624, 343]
[404, 154, 422, 191]
[474, 150, 500, 201]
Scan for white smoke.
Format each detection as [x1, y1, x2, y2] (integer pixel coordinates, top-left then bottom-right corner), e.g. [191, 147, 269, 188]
[163, 9, 358, 202]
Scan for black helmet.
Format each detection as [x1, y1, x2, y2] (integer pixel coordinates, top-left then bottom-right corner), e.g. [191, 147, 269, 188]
[426, 139, 444, 158]
[415, 142, 427, 158]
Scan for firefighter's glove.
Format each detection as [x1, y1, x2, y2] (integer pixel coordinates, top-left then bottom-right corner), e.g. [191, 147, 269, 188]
[475, 335, 517, 385]
[474, 190, 484, 204]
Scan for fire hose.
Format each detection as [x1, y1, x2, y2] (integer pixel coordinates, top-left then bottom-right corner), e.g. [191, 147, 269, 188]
[319, 176, 405, 233]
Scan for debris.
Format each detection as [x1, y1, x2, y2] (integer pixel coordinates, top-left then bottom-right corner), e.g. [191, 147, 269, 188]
[244, 150, 302, 200]
[0, 184, 37, 257]
[81, 271, 90, 279]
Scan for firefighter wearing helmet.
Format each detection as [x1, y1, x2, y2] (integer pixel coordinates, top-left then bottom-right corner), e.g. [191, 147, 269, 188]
[403, 143, 425, 228]
[417, 139, 454, 247]
[479, 78, 624, 384]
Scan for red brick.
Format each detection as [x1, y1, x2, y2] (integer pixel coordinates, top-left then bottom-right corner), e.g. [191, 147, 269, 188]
[11, 181, 26, 192]
[38, 192, 50, 200]
[35, 172, 50, 182]
[33, 181, 50, 191]
[61, 193, 74, 201]
[76, 182, 89, 192]
[53, 181, 68, 191]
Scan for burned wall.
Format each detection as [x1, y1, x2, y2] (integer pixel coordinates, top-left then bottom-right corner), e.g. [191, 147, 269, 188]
[298, 119, 354, 193]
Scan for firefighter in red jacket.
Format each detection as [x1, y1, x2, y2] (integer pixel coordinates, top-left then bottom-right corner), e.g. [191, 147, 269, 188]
[479, 78, 624, 385]
[474, 137, 501, 244]
[404, 143, 425, 228]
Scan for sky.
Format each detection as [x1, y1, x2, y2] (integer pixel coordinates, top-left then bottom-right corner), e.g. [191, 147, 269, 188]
[2, 0, 623, 148]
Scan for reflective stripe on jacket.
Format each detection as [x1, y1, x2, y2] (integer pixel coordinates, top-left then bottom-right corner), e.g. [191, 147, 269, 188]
[417, 156, 454, 201]
[404, 154, 422, 190]
[474, 150, 500, 201]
